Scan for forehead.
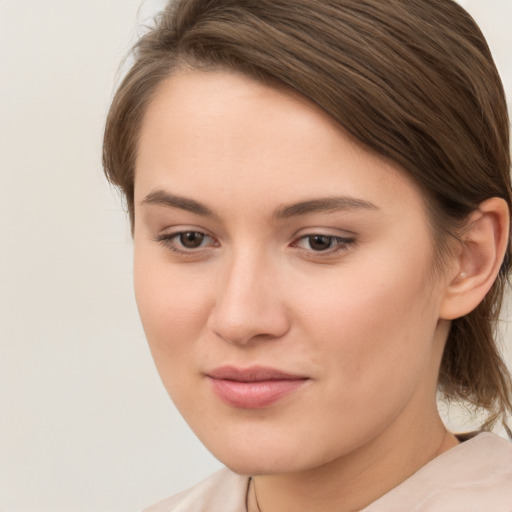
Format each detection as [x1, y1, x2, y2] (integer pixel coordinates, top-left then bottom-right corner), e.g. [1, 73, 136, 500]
[135, 69, 427, 222]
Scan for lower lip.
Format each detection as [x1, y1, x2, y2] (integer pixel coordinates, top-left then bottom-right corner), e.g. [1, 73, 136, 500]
[209, 378, 307, 409]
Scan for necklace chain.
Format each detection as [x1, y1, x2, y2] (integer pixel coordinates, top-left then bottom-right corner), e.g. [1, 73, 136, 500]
[248, 478, 262, 512]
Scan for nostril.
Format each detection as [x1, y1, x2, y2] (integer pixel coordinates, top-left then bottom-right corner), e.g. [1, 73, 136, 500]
[209, 306, 290, 346]
[208, 260, 290, 344]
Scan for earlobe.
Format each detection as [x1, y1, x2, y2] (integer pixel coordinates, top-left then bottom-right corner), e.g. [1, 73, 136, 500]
[440, 197, 510, 320]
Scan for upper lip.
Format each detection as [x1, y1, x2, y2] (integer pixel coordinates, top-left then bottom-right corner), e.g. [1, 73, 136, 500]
[206, 366, 308, 382]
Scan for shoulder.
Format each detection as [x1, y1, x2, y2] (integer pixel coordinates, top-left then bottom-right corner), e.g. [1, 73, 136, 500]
[142, 467, 250, 512]
[363, 433, 512, 512]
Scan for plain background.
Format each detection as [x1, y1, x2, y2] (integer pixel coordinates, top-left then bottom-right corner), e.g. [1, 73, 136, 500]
[0, 1, 511, 511]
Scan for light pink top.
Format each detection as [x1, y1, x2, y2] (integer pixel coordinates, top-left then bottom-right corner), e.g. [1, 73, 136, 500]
[143, 433, 512, 512]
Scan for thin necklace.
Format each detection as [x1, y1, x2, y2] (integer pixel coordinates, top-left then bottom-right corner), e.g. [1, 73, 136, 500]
[254, 480, 262, 512]
[248, 478, 262, 512]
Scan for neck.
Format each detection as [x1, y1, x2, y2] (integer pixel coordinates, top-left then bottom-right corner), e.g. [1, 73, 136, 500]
[251, 408, 459, 512]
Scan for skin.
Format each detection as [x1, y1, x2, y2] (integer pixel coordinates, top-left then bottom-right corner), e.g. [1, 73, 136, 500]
[133, 69, 469, 511]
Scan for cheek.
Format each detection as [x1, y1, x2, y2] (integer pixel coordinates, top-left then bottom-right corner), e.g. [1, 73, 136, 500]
[133, 254, 217, 419]
[133, 248, 213, 371]
[295, 254, 440, 392]
[284, 265, 441, 455]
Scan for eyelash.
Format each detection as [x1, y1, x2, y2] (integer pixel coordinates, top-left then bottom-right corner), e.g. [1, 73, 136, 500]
[293, 234, 355, 256]
[153, 231, 355, 258]
[154, 231, 218, 255]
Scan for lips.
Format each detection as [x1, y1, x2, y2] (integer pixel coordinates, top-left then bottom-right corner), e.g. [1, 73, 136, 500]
[206, 366, 309, 409]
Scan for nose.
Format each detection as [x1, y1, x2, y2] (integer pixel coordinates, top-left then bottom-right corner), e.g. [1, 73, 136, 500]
[207, 250, 290, 346]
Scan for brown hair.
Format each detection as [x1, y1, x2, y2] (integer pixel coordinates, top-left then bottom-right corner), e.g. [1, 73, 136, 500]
[103, 0, 512, 430]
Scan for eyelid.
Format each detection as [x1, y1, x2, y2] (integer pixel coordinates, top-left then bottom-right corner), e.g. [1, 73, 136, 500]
[294, 234, 354, 247]
[152, 227, 220, 256]
[291, 231, 356, 256]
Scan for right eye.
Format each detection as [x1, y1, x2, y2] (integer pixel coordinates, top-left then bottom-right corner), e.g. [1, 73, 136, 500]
[175, 231, 207, 249]
[154, 230, 218, 254]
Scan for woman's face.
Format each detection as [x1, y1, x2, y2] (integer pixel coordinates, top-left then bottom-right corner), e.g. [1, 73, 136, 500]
[133, 70, 453, 475]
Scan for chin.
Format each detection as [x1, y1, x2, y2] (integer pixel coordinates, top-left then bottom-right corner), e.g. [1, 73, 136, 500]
[202, 432, 331, 477]
[219, 453, 304, 477]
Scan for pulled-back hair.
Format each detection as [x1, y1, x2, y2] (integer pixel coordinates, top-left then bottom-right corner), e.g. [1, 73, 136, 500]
[103, 0, 512, 430]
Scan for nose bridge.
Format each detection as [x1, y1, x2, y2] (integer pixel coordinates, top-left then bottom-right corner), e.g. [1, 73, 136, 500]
[209, 244, 289, 345]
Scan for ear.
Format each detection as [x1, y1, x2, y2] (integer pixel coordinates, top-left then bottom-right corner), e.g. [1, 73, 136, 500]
[440, 197, 510, 320]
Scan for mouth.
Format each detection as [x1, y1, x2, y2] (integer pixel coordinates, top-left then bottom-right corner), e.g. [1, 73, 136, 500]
[205, 366, 310, 409]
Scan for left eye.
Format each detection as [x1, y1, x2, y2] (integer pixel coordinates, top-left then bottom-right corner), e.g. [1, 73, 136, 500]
[295, 235, 353, 252]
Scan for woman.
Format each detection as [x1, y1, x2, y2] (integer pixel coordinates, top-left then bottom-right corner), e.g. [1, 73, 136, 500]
[103, 0, 512, 510]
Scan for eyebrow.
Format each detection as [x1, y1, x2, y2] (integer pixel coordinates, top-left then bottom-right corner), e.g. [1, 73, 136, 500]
[274, 196, 378, 218]
[141, 190, 220, 220]
[141, 189, 378, 219]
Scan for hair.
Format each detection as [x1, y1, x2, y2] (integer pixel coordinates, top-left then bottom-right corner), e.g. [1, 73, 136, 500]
[103, 0, 512, 431]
